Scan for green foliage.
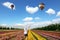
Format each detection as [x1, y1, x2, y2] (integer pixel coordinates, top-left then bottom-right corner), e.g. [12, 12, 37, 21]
[0, 26, 21, 30]
[33, 24, 60, 31]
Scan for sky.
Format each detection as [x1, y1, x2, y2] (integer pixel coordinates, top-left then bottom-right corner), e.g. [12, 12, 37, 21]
[0, 0, 60, 28]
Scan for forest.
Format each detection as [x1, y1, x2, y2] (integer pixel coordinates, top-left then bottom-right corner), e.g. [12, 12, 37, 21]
[33, 23, 60, 31]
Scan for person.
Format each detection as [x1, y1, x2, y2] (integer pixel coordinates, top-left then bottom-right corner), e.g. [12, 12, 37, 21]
[24, 25, 28, 38]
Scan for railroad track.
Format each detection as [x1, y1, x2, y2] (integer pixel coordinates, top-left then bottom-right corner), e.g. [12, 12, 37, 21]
[25, 30, 47, 40]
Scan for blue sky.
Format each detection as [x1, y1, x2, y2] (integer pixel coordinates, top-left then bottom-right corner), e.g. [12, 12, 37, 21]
[0, 0, 60, 27]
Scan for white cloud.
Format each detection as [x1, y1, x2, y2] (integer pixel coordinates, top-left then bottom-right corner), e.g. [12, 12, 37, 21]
[45, 8, 55, 14]
[0, 24, 7, 27]
[14, 23, 23, 26]
[34, 17, 40, 20]
[1, 18, 60, 29]
[56, 11, 60, 16]
[26, 6, 39, 14]
[0, 24, 10, 27]
[30, 21, 52, 29]
[13, 23, 24, 28]
[28, 18, 60, 29]
[0, 18, 60, 29]
[52, 18, 60, 24]
[22, 18, 60, 29]
[2, 2, 15, 10]
[23, 17, 33, 22]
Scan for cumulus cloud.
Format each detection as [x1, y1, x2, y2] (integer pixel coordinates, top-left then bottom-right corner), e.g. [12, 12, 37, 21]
[13, 23, 24, 28]
[26, 6, 39, 14]
[30, 21, 52, 29]
[1, 18, 60, 29]
[23, 17, 40, 22]
[0, 24, 7, 27]
[52, 18, 60, 24]
[56, 11, 60, 16]
[2, 2, 15, 10]
[14, 24, 23, 26]
[34, 17, 40, 20]
[0, 24, 11, 28]
[22, 18, 60, 29]
[23, 17, 33, 22]
[45, 8, 55, 14]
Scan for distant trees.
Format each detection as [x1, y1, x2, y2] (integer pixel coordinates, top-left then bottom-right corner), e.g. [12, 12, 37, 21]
[0, 26, 21, 30]
[33, 24, 60, 31]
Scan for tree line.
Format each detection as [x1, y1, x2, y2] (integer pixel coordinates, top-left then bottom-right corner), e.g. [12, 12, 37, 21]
[33, 23, 60, 31]
[0, 26, 21, 30]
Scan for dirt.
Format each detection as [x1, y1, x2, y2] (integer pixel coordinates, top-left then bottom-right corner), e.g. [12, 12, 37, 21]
[0, 30, 60, 40]
[0, 30, 24, 40]
[32, 30, 60, 40]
